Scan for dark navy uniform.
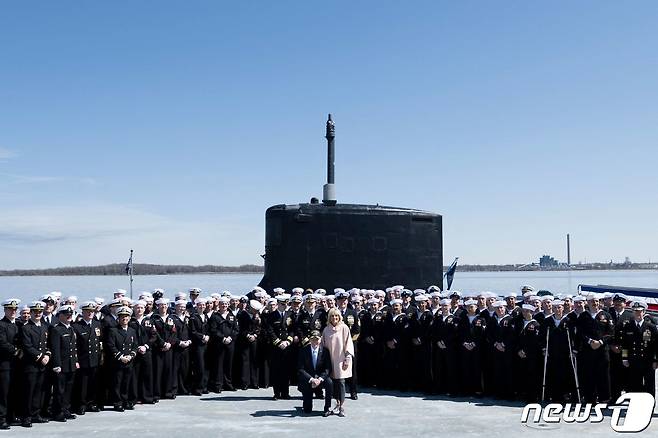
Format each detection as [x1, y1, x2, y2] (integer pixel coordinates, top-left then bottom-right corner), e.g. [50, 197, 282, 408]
[129, 316, 157, 403]
[208, 311, 239, 392]
[20, 319, 50, 424]
[577, 309, 614, 403]
[49, 321, 78, 421]
[188, 311, 209, 394]
[339, 307, 360, 397]
[151, 313, 177, 399]
[358, 310, 384, 388]
[430, 313, 459, 395]
[515, 318, 542, 402]
[383, 312, 411, 390]
[266, 309, 294, 399]
[72, 318, 102, 413]
[609, 308, 633, 400]
[541, 315, 577, 402]
[409, 307, 433, 391]
[456, 313, 487, 396]
[171, 313, 191, 395]
[0, 316, 21, 426]
[106, 325, 138, 409]
[486, 313, 517, 399]
[237, 310, 262, 389]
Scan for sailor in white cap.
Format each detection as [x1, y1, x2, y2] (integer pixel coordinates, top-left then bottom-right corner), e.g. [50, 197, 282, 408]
[617, 300, 658, 394]
[515, 303, 542, 402]
[266, 291, 295, 400]
[432, 297, 458, 395]
[186, 297, 210, 396]
[0, 299, 21, 428]
[49, 304, 77, 422]
[208, 294, 238, 393]
[151, 297, 176, 401]
[235, 299, 263, 390]
[71, 301, 103, 415]
[456, 298, 487, 396]
[21, 301, 51, 426]
[106, 306, 137, 411]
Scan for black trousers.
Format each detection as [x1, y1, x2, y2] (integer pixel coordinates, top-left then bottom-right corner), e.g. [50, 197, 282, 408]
[73, 367, 98, 410]
[299, 377, 333, 413]
[172, 347, 190, 395]
[270, 346, 290, 397]
[24, 371, 45, 419]
[152, 350, 173, 398]
[257, 342, 271, 388]
[0, 369, 9, 422]
[111, 365, 133, 406]
[628, 361, 656, 394]
[130, 351, 153, 403]
[579, 348, 610, 403]
[52, 371, 75, 416]
[459, 346, 482, 395]
[238, 340, 259, 388]
[190, 345, 207, 393]
[215, 343, 235, 390]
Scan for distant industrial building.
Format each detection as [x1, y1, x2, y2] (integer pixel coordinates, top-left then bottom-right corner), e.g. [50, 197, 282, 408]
[539, 255, 559, 268]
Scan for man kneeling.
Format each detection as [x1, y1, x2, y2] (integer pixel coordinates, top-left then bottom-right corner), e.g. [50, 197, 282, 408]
[298, 330, 333, 416]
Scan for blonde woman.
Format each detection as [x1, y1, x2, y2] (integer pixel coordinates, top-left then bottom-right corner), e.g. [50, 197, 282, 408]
[321, 308, 354, 417]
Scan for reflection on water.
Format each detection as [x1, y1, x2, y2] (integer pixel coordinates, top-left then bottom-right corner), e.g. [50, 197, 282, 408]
[0, 270, 656, 303]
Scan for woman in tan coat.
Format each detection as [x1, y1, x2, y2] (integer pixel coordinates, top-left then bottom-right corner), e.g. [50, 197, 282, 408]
[321, 308, 354, 417]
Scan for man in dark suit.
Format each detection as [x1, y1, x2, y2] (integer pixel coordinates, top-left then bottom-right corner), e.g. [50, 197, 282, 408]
[106, 306, 138, 411]
[49, 305, 79, 422]
[297, 330, 332, 416]
[0, 299, 22, 429]
[72, 301, 102, 415]
[20, 301, 50, 427]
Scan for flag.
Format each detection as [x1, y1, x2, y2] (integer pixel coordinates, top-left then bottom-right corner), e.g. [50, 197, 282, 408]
[445, 257, 458, 290]
[125, 251, 133, 276]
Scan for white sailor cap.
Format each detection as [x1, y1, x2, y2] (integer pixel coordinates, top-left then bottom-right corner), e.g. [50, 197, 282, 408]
[189, 288, 202, 294]
[464, 299, 478, 306]
[351, 295, 363, 303]
[375, 290, 385, 298]
[114, 289, 127, 297]
[110, 298, 123, 307]
[195, 298, 207, 305]
[551, 300, 564, 306]
[521, 285, 534, 292]
[492, 300, 507, 308]
[562, 295, 574, 301]
[334, 288, 346, 295]
[527, 295, 540, 302]
[275, 294, 291, 302]
[367, 298, 379, 305]
[273, 287, 285, 294]
[175, 292, 188, 300]
[139, 291, 152, 298]
[29, 301, 45, 311]
[175, 299, 187, 307]
[414, 295, 429, 302]
[385, 287, 392, 293]
[541, 295, 554, 302]
[335, 290, 349, 299]
[2, 298, 20, 309]
[439, 298, 451, 305]
[254, 291, 267, 298]
[392, 285, 404, 291]
[449, 290, 462, 298]
[304, 294, 318, 302]
[93, 297, 104, 305]
[291, 287, 304, 295]
[267, 298, 277, 305]
[210, 293, 221, 299]
[389, 298, 403, 305]
[573, 296, 585, 303]
[587, 293, 604, 301]
[522, 304, 536, 311]
[631, 300, 648, 310]
[50, 291, 62, 299]
[504, 291, 517, 299]
[602, 292, 614, 299]
[65, 295, 78, 302]
[217, 296, 230, 304]
[133, 300, 147, 307]
[249, 300, 263, 311]
[413, 289, 426, 296]
[429, 292, 441, 299]
[314, 288, 326, 295]
[155, 298, 169, 305]
[291, 295, 303, 303]
[325, 295, 335, 301]
[18, 305, 27, 313]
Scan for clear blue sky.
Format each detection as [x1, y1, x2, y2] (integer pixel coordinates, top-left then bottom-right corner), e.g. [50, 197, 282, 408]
[1, 1, 657, 269]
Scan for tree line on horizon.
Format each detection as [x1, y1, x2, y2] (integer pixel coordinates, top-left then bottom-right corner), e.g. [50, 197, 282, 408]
[0, 263, 265, 276]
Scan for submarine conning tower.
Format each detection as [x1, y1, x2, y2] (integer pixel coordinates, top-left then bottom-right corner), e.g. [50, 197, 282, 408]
[258, 114, 443, 292]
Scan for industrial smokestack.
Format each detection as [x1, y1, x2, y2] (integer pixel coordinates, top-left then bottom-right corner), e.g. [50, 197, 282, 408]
[567, 233, 571, 266]
[323, 114, 337, 206]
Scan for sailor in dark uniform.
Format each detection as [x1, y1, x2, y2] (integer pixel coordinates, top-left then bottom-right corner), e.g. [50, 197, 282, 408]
[20, 301, 50, 427]
[151, 298, 177, 400]
[187, 288, 201, 314]
[430, 298, 459, 395]
[449, 291, 464, 319]
[237, 300, 263, 390]
[541, 300, 577, 402]
[456, 299, 487, 396]
[515, 304, 542, 402]
[208, 296, 238, 392]
[266, 292, 293, 400]
[486, 300, 517, 400]
[335, 289, 360, 399]
[188, 298, 210, 395]
[0, 299, 22, 429]
[382, 298, 410, 390]
[171, 300, 192, 395]
[129, 299, 157, 404]
[48, 305, 79, 422]
[576, 294, 614, 403]
[619, 301, 658, 394]
[297, 295, 327, 347]
[72, 301, 102, 415]
[287, 294, 303, 386]
[409, 294, 433, 392]
[105, 306, 138, 411]
[358, 298, 383, 388]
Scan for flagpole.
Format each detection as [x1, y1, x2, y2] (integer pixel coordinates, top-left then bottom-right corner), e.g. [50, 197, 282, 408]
[129, 249, 134, 300]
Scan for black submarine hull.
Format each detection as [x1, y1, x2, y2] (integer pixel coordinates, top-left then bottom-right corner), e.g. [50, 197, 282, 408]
[259, 203, 443, 291]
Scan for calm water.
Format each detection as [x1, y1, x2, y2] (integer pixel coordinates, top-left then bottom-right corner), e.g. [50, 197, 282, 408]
[1, 270, 657, 303]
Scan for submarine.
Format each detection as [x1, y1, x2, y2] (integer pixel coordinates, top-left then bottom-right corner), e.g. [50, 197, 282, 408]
[258, 115, 443, 292]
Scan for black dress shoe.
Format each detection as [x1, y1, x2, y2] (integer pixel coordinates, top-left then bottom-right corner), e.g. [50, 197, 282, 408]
[281, 394, 291, 400]
[32, 416, 49, 424]
[52, 415, 67, 423]
[76, 408, 86, 416]
[202, 390, 209, 394]
[322, 410, 332, 417]
[192, 391, 203, 396]
[224, 386, 236, 391]
[248, 385, 259, 390]
[87, 405, 101, 413]
[0, 422, 8, 430]
[124, 403, 135, 410]
[64, 413, 76, 420]
[350, 393, 358, 400]
[21, 420, 32, 428]
[113, 405, 124, 412]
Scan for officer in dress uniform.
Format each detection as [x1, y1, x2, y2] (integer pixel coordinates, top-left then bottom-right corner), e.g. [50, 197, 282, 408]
[576, 294, 614, 403]
[0, 299, 22, 429]
[237, 300, 263, 390]
[106, 306, 138, 411]
[129, 300, 157, 404]
[335, 289, 360, 399]
[20, 301, 50, 427]
[171, 300, 192, 395]
[266, 292, 294, 400]
[619, 301, 658, 394]
[188, 298, 210, 395]
[72, 301, 102, 415]
[49, 305, 79, 422]
[151, 298, 177, 400]
[358, 298, 383, 388]
[515, 304, 542, 402]
[609, 293, 633, 401]
[209, 296, 238, 392]
[287, 294, 304, 386]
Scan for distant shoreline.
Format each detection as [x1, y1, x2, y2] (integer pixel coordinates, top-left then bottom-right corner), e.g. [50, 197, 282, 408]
[1, 262, 656, 277]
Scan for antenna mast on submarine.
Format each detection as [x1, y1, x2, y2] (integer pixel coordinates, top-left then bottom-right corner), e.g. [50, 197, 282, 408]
[323, 114, 337, 206]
